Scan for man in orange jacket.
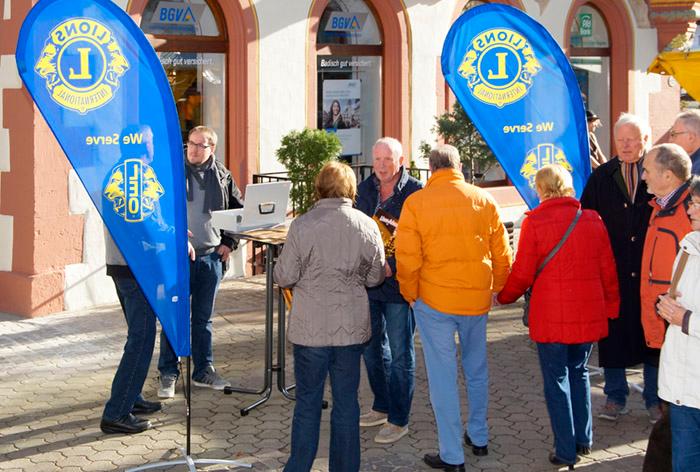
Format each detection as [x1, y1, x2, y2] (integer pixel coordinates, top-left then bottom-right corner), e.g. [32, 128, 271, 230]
[641, 143, 693, 350]
[395, 145, 512, 472]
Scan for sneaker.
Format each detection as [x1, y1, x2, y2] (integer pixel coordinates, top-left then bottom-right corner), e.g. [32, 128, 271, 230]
[192, 365, 231, 390]
[597, 401, 628, 421]
[648, 404, 663, 424]
[359, 410, 388, 427]
[158, 374, 177, 399]
[374, 423, 408, 444]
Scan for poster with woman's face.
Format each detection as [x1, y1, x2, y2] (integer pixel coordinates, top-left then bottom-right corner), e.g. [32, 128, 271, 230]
[322, 79, 361, 156]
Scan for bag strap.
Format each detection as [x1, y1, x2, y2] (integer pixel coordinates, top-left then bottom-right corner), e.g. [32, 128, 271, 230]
[534, 207, 582, 278]
[669, 250, 690, 299]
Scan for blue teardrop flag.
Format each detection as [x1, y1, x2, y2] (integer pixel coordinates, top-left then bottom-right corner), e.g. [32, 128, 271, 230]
[442, 4, 590, 209]
[16, 0, 190, 355]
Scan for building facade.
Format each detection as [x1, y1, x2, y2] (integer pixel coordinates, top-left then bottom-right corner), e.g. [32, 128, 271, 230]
[0, 0, 696, 317]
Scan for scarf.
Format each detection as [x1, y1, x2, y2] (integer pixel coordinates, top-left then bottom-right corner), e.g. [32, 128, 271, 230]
[185, 156, 225, 214]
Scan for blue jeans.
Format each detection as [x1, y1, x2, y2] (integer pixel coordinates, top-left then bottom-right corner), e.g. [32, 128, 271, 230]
[413, 299, 488, 466]
[362, 300, 415, 427]
[603, 364, 659, 409]
[670, 404, 700, 472]
[159, 252, 222, 380]
[284, 343, 364, 472]
[536, 342, 593, 464]
[102, 276, 157, 421]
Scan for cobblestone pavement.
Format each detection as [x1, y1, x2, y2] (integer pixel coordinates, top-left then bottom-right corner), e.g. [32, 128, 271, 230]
[1, 276, 651, 471]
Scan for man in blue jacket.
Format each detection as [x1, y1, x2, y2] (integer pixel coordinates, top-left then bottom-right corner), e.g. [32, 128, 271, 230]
[355, 137, 423, 443]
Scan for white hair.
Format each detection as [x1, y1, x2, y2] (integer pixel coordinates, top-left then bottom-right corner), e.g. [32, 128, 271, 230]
[614, 113, 652, 151]
[373, 137, 403, 161]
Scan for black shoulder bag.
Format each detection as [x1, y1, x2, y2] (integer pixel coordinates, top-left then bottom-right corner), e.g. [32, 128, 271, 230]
[522, 208, 582, 327]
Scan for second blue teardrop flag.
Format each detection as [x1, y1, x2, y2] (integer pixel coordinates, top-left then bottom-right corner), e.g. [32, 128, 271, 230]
[442, 4, 590, 209]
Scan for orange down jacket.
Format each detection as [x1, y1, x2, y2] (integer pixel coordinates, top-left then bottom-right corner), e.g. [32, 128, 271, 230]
[641, 184, 692, 349]
[395, 168, 512, 315]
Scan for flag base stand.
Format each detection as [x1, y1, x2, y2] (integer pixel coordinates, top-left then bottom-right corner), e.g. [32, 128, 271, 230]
[126, 356, 252, 472]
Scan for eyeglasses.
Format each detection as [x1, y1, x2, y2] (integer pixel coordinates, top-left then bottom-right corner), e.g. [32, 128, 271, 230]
[187, 140, 212, 150]
[669, 130, 690, 138]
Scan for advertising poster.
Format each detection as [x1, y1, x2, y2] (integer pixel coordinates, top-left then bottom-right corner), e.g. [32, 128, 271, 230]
[322, 79, 362, 156]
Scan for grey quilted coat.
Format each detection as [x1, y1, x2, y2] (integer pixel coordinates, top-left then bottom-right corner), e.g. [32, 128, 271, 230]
[274, 198, 385, 347]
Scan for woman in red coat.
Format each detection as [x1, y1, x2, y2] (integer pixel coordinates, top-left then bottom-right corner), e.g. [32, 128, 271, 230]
[498, 164, 619, 469]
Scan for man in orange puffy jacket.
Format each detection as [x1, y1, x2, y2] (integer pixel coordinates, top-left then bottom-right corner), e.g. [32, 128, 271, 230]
[640, 144, 692, 354]
[395, 145, 512, 472]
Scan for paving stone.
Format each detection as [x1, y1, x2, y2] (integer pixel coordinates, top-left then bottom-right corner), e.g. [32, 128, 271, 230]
[0, 278, 654, 471]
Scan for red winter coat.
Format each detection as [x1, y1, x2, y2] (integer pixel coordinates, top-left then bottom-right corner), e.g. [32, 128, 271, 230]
[497, 197, 620, 344]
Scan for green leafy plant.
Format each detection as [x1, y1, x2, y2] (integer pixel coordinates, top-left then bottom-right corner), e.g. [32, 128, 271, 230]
[422, 102, 496, 183]
[276, 128, 342, 214]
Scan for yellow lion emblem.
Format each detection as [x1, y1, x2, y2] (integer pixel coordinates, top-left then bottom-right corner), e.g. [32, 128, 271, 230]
[34, 18, 129, 114]
[458, 28, 541, 108]
[104, 159, 164, 223]
[520, 144, 572, 189]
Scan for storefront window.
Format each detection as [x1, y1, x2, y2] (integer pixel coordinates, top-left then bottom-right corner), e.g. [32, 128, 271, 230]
[317, 56, 382, 163]
[160, 52, 226, 154]
[139, 0, 227, 162]
[571, 56, 610, 156]
[141, 0, 221, 37]
[316, 0, 382, 163]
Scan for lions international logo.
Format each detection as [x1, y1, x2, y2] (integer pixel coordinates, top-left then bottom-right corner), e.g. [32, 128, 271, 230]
[34, 18, 129, 114]
[520, 144, 573, 188]
[458, 28, 541, 108]
[104, 159, 164, 223]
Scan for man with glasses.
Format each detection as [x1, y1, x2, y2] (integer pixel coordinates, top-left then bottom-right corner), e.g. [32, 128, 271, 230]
[581, 113, 661, 424]
[158, 126, 243, 398]
[668, 110, 700, 176]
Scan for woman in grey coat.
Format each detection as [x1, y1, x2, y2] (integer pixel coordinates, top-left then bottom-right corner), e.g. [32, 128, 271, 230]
[274, 161, 385, 472]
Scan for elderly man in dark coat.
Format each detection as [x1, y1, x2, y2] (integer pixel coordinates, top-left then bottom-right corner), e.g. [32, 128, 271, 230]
[581, 112, 660, 423]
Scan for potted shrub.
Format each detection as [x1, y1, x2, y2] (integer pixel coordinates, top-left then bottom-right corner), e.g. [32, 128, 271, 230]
[276, 128, 342, 214]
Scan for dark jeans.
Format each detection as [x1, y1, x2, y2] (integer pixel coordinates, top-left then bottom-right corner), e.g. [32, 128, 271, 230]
[102, 276, 157, 421]
[159, 252, 222, 380]
[362, 300, 415, 427]
[670, 403, 700, 472]
[603, 364, 659, 409]
[537, 342, 593, 464]
[284, 343, 364, 472]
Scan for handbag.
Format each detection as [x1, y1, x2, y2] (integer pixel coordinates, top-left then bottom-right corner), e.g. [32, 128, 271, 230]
[522, 208, 582, 327]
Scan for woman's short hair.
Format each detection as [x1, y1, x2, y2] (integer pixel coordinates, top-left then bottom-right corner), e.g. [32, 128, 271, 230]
[314, 161, 357, 201]
[535, 164, 575, 200]
[690, 175, 700, 199]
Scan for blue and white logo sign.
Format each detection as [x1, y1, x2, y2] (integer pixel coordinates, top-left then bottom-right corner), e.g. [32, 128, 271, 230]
[152, 1, 205, 26]
[325, 12, 368, 32]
